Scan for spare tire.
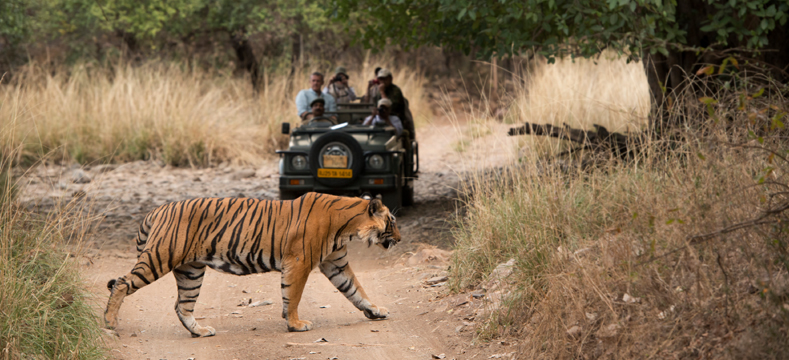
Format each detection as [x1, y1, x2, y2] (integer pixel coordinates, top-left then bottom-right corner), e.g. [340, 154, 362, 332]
[309, 131, 364, 187]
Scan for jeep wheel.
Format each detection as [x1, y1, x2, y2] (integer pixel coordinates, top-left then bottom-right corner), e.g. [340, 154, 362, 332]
[402, 181, 414, 206]
[382, 164, 404, 212]
[279, 190, 301, 200]
[381, 186, 402, 212]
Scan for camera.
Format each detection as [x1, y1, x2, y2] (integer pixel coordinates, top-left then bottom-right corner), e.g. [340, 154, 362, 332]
[377, 106, 387, 113]
[331, 75, 344, 83]
[371, 79, 380, 85]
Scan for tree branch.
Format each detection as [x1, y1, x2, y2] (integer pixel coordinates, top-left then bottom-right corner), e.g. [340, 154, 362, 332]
[636, 201, 789, 266]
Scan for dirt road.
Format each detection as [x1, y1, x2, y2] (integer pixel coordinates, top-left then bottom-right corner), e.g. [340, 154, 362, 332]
[86, 241, 461, 359]
[20, 118, 520, 359]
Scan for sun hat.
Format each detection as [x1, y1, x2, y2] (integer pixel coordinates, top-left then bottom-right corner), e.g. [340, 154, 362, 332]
[310, 98, 326, 106]
[377, 98, 392, 108]
[376, 68, 392, 78]
[335, 66, 348, 77]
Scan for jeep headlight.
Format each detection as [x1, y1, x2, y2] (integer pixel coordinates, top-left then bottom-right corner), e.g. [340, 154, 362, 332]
[291, 155, 308, 170]
[368, 154, 385, 170]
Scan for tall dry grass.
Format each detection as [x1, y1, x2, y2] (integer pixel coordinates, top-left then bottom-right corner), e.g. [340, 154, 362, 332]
[0, 60, 429, 167]
[1, 130, 107, 358]
[451, 57, 789, 358]
[505, 52, 651, 156]
[511, 51, 651, 132]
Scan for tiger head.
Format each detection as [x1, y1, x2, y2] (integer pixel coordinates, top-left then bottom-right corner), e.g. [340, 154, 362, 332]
[358, 198, 401, 250]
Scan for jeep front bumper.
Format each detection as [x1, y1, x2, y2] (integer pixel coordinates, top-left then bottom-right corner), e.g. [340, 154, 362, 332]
[279, 173, 400, 192]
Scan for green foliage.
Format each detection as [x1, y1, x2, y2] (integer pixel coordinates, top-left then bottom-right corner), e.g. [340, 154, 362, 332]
[1, 0, 346, 69]
[332, 0, 788, 61]
[52, 0, 336, 45]
[1, 0, 61, 54]
[0, 0, 30, 45]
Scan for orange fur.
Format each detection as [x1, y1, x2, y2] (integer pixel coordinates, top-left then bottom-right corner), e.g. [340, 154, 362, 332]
[104, 193, 400, 336]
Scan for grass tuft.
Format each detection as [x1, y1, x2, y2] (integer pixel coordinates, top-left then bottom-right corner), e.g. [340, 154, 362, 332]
[1, 144, 107, 358]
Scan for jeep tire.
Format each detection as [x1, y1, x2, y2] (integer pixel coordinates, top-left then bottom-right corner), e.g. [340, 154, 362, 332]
[309, 131, 364, 187]
[382, 164, 404, 212]
[402, 181, 414, 206]
[279, 190, 301, 201]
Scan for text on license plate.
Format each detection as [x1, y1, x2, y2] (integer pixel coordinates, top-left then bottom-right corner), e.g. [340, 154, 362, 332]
[323, 155, 348, 168]
[317, 168, 352, 178]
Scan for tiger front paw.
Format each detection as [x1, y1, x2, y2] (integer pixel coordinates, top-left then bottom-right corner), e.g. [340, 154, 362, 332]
[287, 319, 313, 332]
[363, 305, 389, 320]
[190, 325, 216, 338]
[104, 315, 118, 330]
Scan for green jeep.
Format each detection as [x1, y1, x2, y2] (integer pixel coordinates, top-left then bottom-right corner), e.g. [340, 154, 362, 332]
[277, 104, 418, 211]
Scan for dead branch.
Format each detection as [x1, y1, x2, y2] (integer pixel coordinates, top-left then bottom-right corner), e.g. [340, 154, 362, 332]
[507, 122, 636, 158]
[636, 201, 789, 266]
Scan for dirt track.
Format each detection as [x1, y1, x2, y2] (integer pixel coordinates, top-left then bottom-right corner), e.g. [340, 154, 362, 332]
[19, 119, 520, 359]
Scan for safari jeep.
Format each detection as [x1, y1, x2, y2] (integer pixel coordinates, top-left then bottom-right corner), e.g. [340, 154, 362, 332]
[276, 104, 418, 211]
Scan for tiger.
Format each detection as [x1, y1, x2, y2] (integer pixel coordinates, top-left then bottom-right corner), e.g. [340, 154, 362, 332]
[103, 192, 400, 336]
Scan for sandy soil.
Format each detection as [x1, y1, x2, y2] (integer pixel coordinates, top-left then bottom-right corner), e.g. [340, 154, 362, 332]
[19, 117, 521, 360]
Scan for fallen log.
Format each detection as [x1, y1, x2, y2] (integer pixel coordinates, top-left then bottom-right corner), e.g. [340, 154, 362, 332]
[507, 122, 638, 158]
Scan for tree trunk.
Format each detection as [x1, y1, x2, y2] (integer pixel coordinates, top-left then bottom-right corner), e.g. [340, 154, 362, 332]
[289, 32, 302, 78]
[229, 29, 260, 91]
[764, 23, 789, 82]
[116, 30, 139, 57]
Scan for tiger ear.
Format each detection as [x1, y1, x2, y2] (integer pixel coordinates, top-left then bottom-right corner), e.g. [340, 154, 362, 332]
[367, 198, 385, 217]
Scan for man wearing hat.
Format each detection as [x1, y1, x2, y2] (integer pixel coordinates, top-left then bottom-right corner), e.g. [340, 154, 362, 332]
[305, 97, 333, 123]
[295, 72, 337, 120]
[323, 66, 357, 104]
[362, 98, 404, 136]
[369, 68, 414, 140]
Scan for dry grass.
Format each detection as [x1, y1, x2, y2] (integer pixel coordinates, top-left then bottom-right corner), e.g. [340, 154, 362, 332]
[0, 140, 107, 358]
[511, 51, 651, 131]
[507, 52, 651, 156]
[0, 60, 430, 167]
[450, 58, 789, 358]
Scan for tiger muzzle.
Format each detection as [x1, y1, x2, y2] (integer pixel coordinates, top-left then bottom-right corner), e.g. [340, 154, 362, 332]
[382, 237, 398, 249]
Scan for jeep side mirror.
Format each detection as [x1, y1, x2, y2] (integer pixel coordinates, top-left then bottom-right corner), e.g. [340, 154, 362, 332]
[281, 122, 290, 134]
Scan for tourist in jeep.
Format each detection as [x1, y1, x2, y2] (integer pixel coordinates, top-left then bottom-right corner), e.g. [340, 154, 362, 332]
[296, 72, 337, 120]
[363, 99, 403, 136]
[303, 98, 335, 124]
[323, 66, 357, 104]
[370, 68, 415, 140]
[362, 67, 382, 103]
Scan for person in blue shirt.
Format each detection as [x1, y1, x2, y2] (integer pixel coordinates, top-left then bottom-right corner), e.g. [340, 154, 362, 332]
[295, 72, 337, 120]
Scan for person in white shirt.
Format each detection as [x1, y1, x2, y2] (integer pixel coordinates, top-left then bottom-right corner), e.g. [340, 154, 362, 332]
[363, 99, 404, 136]
[323, 66, 357, 104]
[295, 72, 337, 119]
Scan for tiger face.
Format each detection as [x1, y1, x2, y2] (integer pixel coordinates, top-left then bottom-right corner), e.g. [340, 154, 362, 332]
[358, 198, 401, 250]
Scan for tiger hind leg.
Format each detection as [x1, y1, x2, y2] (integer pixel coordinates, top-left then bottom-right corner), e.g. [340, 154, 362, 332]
[104, 259, 162, 329]
[173, 262, 215, 337]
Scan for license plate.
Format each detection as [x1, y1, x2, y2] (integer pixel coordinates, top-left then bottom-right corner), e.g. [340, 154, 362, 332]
[323, 155, 347, 168]
[317, 168, 352, 178]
